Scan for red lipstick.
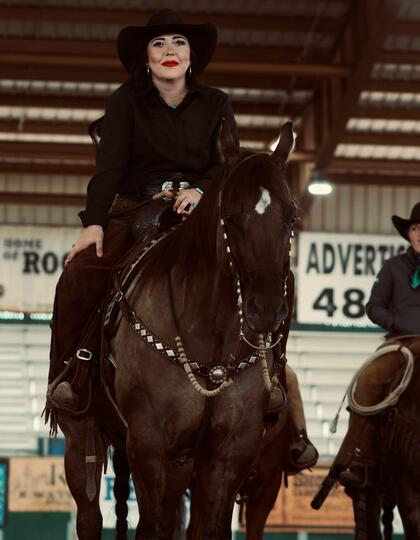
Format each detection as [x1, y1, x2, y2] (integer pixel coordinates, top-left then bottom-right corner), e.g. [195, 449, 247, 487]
[162, 61, 179, 67]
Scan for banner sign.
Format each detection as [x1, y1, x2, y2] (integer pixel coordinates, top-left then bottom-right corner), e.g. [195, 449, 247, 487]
[100, 464, 139, 530]
[265, 465, 353, 530]
[0, 460, 8, 528]
[9, 457, 75, 512]
[297, 232, 406, 327]
[241, 463, 403, 533]
[0, 225, 79, 312]
[6, 457, 238, 532]
[8, 457, 140, 528]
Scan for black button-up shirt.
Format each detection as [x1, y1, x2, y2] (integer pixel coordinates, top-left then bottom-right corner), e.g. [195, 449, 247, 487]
[79, 79, 239, 227]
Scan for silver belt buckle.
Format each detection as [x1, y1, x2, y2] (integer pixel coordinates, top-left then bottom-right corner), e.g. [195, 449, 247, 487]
[161, 180, 191, 202]
[161, 181, 173, 202]
[161, 180, 173, 192]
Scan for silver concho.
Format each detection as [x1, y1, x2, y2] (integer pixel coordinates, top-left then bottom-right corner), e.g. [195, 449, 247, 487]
[161, 180, 173, 192]
[209, 365, 228, 384]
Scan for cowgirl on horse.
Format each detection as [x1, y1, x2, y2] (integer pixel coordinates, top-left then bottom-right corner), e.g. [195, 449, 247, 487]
[46, 9, 316, 476]
[313, 203, 420, 506]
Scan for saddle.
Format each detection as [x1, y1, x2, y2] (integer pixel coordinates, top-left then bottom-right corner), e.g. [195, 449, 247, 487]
[103, 201, 181, 335]
[312, 335, 420, 506]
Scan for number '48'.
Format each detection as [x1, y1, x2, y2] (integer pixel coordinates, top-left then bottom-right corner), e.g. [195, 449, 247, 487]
[313, 288, 365, 319]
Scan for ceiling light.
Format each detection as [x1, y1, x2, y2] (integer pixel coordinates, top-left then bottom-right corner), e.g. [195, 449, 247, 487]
[308, 171, 333, 196]
[308, 181, 333, 195]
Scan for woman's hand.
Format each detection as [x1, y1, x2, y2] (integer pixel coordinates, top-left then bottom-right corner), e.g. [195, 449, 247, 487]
[152, 189, 176, 201]
[65, 225, 104, 267]
[173, 188, 202, 215]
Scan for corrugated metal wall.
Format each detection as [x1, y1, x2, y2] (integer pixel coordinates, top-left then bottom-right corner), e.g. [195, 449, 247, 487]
[0, 173, 87, 226]
[304, 184, 420, 234]
[0, 204, 81, 226]
[1, 174, 419, 232]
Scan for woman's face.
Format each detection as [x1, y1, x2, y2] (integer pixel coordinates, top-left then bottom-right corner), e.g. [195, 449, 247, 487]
[147, 34, 190, 82]
[408, 223, 420, 254]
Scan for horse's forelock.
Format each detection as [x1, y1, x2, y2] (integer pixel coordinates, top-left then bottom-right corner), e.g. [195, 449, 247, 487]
[222, 152, 293, 212]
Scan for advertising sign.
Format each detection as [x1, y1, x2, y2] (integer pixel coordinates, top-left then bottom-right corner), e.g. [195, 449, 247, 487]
[9, 457, 75, 512]
[240, 463, 403, 533]
[6, 457, 235, 533]
[265, 465, 353, 530]
[8, 457, 140, 528]
[297, 232, 406, 327]
[100, 464, 139, 530]
[0, 225, 79, 312]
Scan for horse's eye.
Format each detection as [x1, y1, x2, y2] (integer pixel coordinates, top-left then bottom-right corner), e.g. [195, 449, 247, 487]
[290, 216, 298, 226]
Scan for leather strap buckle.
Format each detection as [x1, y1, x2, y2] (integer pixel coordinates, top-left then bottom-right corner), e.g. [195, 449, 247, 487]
[76, 348, 93, 362]
[114, 290, 124, 303]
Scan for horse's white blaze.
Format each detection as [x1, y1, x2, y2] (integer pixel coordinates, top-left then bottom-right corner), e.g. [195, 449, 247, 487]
[255, 187, 271, 215]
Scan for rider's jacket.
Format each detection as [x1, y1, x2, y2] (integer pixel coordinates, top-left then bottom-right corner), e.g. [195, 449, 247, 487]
[366, 246, 420, 336]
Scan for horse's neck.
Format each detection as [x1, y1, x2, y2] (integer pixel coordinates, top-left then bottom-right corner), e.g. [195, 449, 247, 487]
[170, 265, 238, 345]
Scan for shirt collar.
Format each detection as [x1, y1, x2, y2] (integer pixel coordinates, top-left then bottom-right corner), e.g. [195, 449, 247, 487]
[134, 77, 205, 97]
[407, 246, 420, 263]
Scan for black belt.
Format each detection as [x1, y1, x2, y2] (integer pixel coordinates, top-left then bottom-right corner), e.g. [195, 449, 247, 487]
[136, 186, 165, 197]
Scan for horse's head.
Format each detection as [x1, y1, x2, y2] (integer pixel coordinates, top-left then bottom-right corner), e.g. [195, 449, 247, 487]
[219, 121, 297, 334]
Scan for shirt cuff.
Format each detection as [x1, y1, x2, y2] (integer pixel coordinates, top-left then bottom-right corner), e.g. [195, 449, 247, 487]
[78, 209, 108, 228]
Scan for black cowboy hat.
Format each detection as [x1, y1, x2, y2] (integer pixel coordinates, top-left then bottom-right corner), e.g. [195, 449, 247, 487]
[117, 9, 217, 74]
[392, 202, 420, 240]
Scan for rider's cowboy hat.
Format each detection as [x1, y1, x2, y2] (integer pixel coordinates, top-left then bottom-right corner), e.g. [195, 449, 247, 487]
[117, 9, 217, 74]
[392, 202, 420, 240]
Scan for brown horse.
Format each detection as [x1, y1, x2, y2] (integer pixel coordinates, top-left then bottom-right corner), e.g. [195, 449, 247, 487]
[362, 336, 420, 540]
[236, 409, 294, 539]
[234, 267, 298, 539]
[112, 413, 296, 540]
[312, 336, 420, 540]
[111, 274, 297, 539]
[54, 120, 297, 540]
[111, 120, 297, 539]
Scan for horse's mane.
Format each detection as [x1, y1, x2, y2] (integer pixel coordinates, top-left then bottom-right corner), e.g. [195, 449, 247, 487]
[140, 149, 293, 285]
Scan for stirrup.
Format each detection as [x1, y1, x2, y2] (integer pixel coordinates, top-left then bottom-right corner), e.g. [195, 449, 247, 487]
[288, 430, 319, 472]
[49, 381, 81, 412]
[339, 460, 373, 488]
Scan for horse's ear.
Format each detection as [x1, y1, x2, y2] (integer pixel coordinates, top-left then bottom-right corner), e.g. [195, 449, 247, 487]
[272, 121, 296, 164]
[215, 118, 238, 164]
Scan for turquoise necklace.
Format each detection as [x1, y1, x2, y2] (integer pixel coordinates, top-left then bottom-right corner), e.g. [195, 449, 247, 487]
[411, 252, 420, 289]
[411, 266, 420, 289]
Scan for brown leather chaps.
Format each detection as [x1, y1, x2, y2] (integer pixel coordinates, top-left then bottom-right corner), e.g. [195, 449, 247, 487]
[48, 196, 167, 384]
